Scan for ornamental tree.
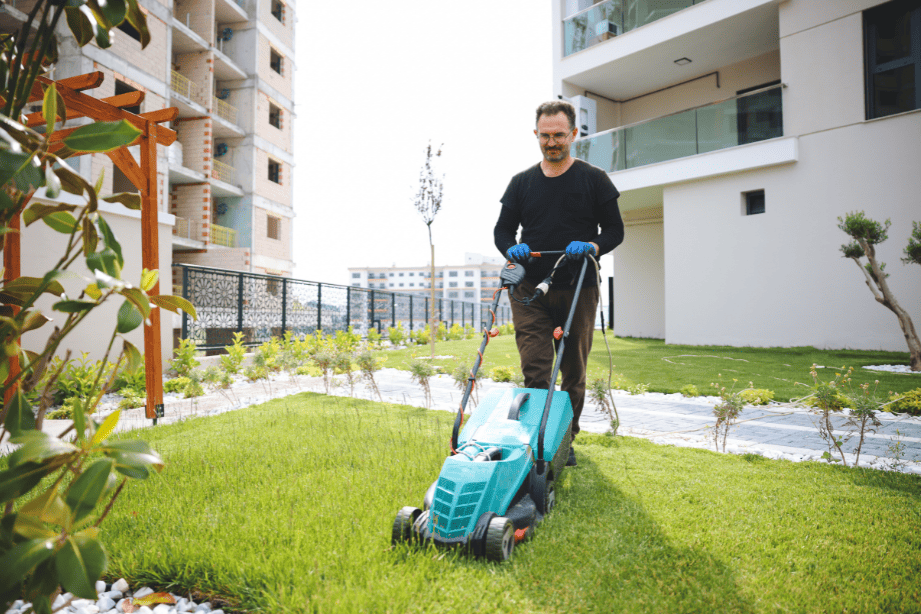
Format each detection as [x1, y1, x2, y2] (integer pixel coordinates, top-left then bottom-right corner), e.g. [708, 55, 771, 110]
[838, 211, 921, 371]
[412, 142, 444, 359]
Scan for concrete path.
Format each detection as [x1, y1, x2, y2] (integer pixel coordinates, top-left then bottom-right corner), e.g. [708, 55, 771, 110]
[4, 368, 920, 473]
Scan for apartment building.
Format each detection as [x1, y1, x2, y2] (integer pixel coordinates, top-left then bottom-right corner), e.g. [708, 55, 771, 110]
[349, 253, 511, 311]
[556, 0, 920, 351]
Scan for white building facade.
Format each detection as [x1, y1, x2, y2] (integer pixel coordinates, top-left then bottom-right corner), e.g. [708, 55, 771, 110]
[556, 0, 921, 350]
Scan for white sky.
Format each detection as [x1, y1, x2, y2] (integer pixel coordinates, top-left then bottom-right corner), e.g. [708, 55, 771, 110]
[292, 1, 553, 284]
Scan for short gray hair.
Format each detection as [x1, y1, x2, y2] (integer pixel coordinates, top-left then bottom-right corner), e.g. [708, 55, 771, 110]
[535, 100, 576, 130]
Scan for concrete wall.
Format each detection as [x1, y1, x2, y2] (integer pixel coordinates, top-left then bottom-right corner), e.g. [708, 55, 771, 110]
[252, 207, 291, 262]
[254, 147, 290, 205]
[111, 11, 170, 84]
[663, 110, 921, 350]
[260, 0, 294, 50]
[256, 90, 291, 151]
[613, 220, 665, 339]
[258, 33, 291, 99]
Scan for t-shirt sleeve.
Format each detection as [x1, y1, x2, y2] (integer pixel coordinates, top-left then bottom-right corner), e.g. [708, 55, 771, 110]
[592, 169, 624, 256]
[494, 175, 522, 257]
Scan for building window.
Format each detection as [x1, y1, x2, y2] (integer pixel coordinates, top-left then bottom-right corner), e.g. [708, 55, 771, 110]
[268, 160, 281, 184]
[465, 270, 474, 277]
[399, 272, 404, 277]
[449, 281, 458, 288]
[117, 20, 142, 43]
[351, 283, 360, 287]
[464, 281, 473, 288]
[409, 272, 414, 276]
[736, 81, 782, 144]
[270, 49, 283, 75]
[267, 215, 280, 239]
[744, 190, 765, 215]
[388, 273, 393, 277]
[399, 283, 404, 287]
[449, 271, 458, 277]
[464, 292, 474, 298]
[115, 80, 141, 114]
[448, 291, 458, 298]
[352, 273, 360, 279]
[269, 103, 282, 129]
[271, 0, 284, 22]
[865, 0, 921, 119]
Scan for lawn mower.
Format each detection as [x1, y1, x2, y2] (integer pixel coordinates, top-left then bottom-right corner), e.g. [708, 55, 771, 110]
[392, 251, 592, 562]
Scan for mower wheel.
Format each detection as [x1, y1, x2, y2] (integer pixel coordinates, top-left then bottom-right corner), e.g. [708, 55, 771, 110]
[392, 506, 422, 545]
[485, 516, 515, 562]
[532, 469, 556, 516]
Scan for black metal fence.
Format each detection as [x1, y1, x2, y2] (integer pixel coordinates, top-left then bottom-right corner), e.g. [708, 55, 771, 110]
[173, 264, 513, 350]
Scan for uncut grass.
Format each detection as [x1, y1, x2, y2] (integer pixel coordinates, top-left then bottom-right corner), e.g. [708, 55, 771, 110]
[100, 394, 921, 614]
[382, 335, 918, 401]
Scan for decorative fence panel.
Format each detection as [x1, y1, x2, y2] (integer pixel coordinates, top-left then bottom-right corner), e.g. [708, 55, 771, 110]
[175, 264, 512, 350]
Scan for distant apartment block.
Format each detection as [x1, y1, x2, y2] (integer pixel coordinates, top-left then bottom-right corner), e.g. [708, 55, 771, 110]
[349, 253, 511, 311]
[556, 0, 920, 350]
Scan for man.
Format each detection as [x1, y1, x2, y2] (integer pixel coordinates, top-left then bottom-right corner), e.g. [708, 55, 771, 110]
[494, 100, 624, 467]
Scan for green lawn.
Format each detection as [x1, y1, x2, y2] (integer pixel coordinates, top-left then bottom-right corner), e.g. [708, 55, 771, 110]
[380, 335, 919, 402]
[99, 393, 921, 614]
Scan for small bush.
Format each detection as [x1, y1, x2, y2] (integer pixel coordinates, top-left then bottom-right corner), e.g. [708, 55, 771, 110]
[50, 353, 116, 405]
[118, 389, 146, 410]
[888, 388, 921, 416]
[387, 325, 406, 346]
[464, 325, 477, 339]
[627, 383, 650, 395]
[447, 323, 465, 341]
[221, 331, 248, 375]
[46, 397, 82, 420]
[367, 327, 382, 347]
[164, 377, 191, 394]
[498, 323, 515, 336]
[296, 364, 323, 377]
[244, 365, 268, 383]
[489, 366, 515, 383]
[680, 384, 699, 397]
[183, 378, 205, 399]
[740, 388, 775, 406]
[437, 322, 448, 341]
[113, 362, 146, 393]
[334, 326, 361, 352]
[412, 326, 431, 346]
[171, 338, 201, 377]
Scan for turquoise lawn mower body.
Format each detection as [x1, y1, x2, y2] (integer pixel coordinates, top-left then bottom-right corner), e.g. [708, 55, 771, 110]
[392, 253, 588, 562]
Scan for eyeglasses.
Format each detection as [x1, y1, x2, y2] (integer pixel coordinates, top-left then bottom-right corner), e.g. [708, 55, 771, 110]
[537, 132, 572, 144]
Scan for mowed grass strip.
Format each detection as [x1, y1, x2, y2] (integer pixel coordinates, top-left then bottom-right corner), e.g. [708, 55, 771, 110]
[99, 393, 921, 613]
[380, 335, 918, 401]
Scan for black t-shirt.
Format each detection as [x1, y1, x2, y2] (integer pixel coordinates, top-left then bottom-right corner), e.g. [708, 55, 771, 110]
[494, 158, 624, 286]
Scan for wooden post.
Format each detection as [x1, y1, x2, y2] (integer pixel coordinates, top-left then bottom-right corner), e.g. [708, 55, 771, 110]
[140, 122, 164, 421]
[3, 212, 21, 405]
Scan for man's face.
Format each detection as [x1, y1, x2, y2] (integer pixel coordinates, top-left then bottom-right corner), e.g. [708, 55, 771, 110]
[535, 112, 577, 163]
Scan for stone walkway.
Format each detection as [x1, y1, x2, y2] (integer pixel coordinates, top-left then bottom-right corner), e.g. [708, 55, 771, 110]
[5, 368, 920, 473]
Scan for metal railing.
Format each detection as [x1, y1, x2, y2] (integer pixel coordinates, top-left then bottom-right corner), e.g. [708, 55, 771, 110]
[170, 70, 196, 100]
[572, 83, 783, 172]
[210, 224, 237, 247]
[174, 264, 513, 350]
[211, 159, 235, 184]
[564, 0, 705, 56]
[214, 98, 237, 125]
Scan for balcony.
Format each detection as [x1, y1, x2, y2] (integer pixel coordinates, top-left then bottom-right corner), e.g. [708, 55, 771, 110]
[564, 0, 705, 57]
[210, 224, 237, 247]
[172, 216, 204, 248]
[211, 158, 235, 184]
[572, 83, 783, 172]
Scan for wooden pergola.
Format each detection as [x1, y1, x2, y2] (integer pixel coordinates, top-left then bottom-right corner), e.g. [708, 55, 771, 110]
[3, 71, 177, 420]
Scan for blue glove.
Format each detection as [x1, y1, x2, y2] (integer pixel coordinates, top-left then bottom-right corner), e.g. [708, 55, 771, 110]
[507, 243, 531, 263]
[565, 241, 596, 260]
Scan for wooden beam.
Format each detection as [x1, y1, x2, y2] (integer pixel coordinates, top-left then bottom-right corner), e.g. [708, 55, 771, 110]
[140, 107, 179, 124]
[24, 91, 146, 127]
[106, 148, 145, 193]
[25, 72, 105, 104]
[139, 126, 164, 421]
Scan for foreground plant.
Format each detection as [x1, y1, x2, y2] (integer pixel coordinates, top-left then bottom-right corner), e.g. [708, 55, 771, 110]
[710, 377, 745, 453]
[355, 347, 385, 402]
[409, 358, 435, 409]
[588, 377, 619, 434]
[801, 366, 851, 464]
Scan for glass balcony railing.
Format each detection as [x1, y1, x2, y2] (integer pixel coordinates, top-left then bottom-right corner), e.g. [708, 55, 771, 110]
[564, 0, 705, 56]
[572, 84, 783, 173]
[210, 224, 237, 247]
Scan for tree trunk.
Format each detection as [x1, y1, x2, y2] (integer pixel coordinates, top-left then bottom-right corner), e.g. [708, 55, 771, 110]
[430, 240, 436, 359]
[858, 239, 921, 371]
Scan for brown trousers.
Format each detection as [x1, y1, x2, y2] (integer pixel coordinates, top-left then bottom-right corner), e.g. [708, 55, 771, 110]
[510, 278, 599, 439]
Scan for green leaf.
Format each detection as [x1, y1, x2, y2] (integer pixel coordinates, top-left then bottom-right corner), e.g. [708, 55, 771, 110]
[22, 203, 78, 227]
[99, 0, 126, 31]
[52, 300, 97, 313]
[116, 299, 143, 333]
[43, 83, 57, 135]
[140, 268, 158, 292]
[62, 120, 139, 153]
[13, 513, 59, 539]
[0, 150, 43, 191]
[91, 410, 120, 447]
[149, 294, 197, 320]
[66, 458, 114, 522]
[123, 339, 142, 371]
[102, 439, 163, 479]
[55, 535, 107, 599]
[96, 216, 123, 268]
[83, 216, 99, 256]
[20, 488, 70, 526]
[21, 310, 51, 334]
[3, 390, 35, 436]
[0, 462, 55, 504]
[94, 167, 105, 194]
[72, 397, 86, 445]
[94, 22, 112, 49]
[65, 6, 95, 46]
[44, 165, 61, 198]
[125, 0, 150, 47]
[54, 164, 86, 196]
[86, 249, 121, 279]
[41, 211, 79, 234]
[121, 287, 150, 318]
[1, 276, 65, 301]
[8, 431, 78, 469]
[0, 538, 55, 593]
[101, 192, 141, 210]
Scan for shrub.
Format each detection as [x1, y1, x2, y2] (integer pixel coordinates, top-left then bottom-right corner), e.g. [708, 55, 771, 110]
[296, 364, 323, 377]
[464, 324, 477, 339]
[118, 388, 146, 410]
[680, 384, 699, 397]
[887, 388, 921, 416]
[170, 338, 201, 377]
[588, 377, 619, 433]
[46, 397, 82, 420]
[409, 358, 436, 408]
[367, 327, 382, 347]
[356, 347, 386, 402]
[387, 325, 406, 346]
[113, 361, 146, 393]
[412, 325, 431, 346]
[498, 323, 515, 336]
[447, 323, 465, 341]
[334, 326, 361, 352]
[627, 383, 650, 395]
[164, 377, 191, 394]
[221, 331, 248, 374]
[711, 377, 745, 453]
[50, 353, 116, 405]
[255, 338, 283, 373]
[437, 321, 448, 341]
[740, 388, 775, 406]
[244, 365, 268, 383]
[489, 366, 515, 383]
